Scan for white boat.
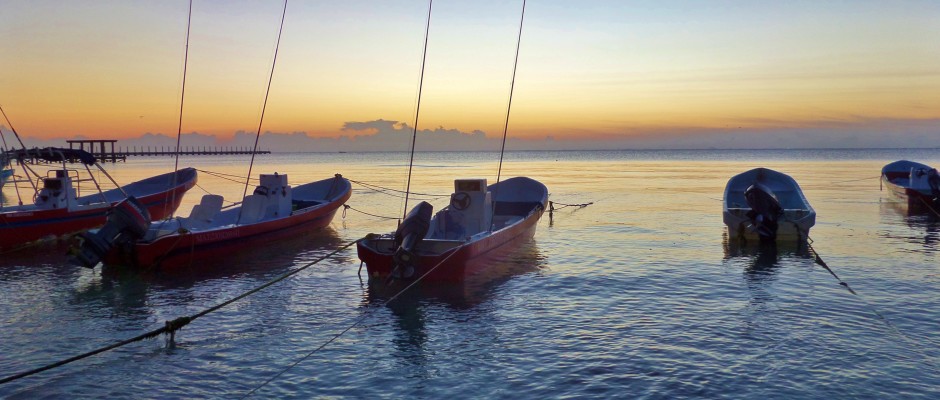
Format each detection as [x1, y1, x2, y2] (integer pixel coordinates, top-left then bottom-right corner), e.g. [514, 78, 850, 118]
[881, 160, 940, 215]
[1, 147, 197, 250]
[72, 173, 351, 270]
[357, 177, 548, 282]
[723, 167, 815, 242]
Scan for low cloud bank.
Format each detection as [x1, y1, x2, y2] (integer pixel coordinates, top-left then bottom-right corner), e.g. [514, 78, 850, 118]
[3, 117, 937, 152]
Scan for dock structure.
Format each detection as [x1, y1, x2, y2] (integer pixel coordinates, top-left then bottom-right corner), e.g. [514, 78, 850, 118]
[62, 140, 269, 163]
[68, 139, 124, 162]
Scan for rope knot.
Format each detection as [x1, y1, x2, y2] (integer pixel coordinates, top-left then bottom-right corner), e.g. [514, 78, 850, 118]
[165, 316, 192, 333]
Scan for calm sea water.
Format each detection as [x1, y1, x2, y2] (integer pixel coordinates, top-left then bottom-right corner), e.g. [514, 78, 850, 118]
[2, 149, 939, 398]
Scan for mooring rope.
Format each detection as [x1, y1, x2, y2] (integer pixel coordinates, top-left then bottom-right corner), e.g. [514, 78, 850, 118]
[829, 175, 880, 185]
[549, 201, 593, 212]
[191, 182, 238, 205]
[242, 238, 463, 398]
[918, 196, 940, 218]
[195, 168, 256, 182]
[342, 204, 400, 221]
[806, 240, 857, 295]
[806, 237, 938, 370]
[349, 179, 449, 198]
[0, 238, 362, 385]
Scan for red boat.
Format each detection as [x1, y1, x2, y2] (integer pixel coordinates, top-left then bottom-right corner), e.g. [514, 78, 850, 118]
[72, 173, 351, 270]
[0, 148, 196, 251]
[357, 177, 548, 283]
[881, 160, 940, 215]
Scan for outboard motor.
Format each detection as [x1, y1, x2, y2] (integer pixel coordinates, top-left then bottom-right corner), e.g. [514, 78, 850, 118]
[744, 183, 784, 242]
[70, 196, 151, 268]
[928, 169, 940, 202]
[392, 201, 433, 279]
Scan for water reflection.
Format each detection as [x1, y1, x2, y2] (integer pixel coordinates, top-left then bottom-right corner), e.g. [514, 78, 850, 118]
[725, 237, 811, 273]
[360, 242, 546, 376]
[724, 237, 812, 336]
[0, 240, 74, 270]
[64, 228, 349, 324]
[724, 236, 811, 297]
[879, 202, 940, 252]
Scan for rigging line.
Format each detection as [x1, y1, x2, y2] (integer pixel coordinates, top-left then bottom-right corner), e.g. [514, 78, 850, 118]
[350, 179, 449, 197]
[401, 0, 433, 220]
[190, 182, 236, 204]
[830, 175, 880, 184]
[195, 168, 254, 181]
[241, 0, 288, 201]
[242, 241, 462, 399]
[495, 0, 526, 187]
[168, 0, 194, 218]
[0, 104, 27, 150]
[199, 169, 255, 185]
[342, 204, 400, 220]
[0, 238, 361, 386]
[0, 118, 8, 150]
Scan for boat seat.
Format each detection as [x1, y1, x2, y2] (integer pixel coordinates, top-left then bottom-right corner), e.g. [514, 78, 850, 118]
[183, 194, 224, 230]
[238, 194, 266, 224]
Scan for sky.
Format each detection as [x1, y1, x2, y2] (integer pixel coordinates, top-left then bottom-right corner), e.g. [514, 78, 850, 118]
[1, 0, 939, 151]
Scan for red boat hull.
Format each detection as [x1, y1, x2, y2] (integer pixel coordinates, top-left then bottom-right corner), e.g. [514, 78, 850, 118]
[357, 207, 544, 283]
[0, 182, 194, 251]
[104, 190, 351, 270]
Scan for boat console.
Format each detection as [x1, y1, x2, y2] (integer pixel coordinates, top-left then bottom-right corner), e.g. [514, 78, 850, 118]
[433, 179, 493, 239]
[35, 170, 80, 210]
[253, 173, 293, 219]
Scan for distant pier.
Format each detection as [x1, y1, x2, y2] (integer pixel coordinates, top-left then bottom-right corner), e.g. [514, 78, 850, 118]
[64, 139, 270, 163]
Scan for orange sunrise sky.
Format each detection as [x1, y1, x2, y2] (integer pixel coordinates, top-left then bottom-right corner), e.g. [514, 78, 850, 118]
[1, 0, 939, 150]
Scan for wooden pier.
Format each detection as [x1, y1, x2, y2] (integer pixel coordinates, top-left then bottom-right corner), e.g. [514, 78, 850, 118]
[66, 140, 269, 163]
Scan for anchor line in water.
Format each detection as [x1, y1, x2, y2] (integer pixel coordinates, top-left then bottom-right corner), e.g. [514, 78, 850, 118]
[242, 238, 463, 398]
[807, 241, 856, 295]
[0, 238, 362, 386]
[918, 196, 940, 218]
[806, 238, 939, 370]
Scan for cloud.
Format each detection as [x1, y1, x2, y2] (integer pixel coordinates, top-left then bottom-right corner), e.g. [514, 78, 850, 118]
[3, 117, 938, 152]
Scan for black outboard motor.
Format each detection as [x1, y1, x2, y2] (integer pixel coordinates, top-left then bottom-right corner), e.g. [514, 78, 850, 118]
[928, 169, 940, 202]
[744, 183, 784, 242]
[392, 201, 433, 279]
[70, 196, 151, 268]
